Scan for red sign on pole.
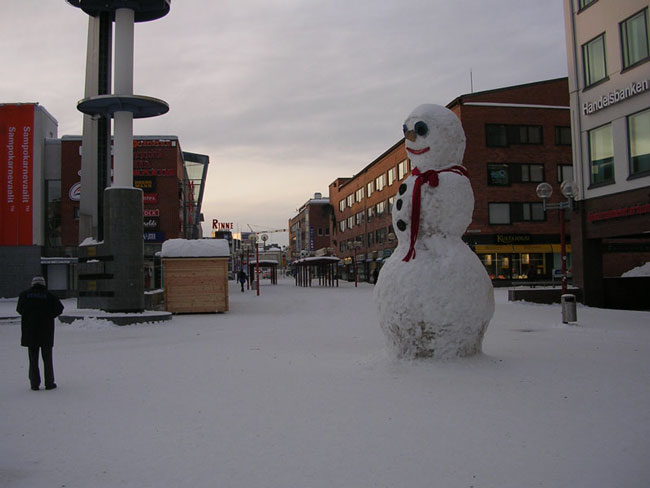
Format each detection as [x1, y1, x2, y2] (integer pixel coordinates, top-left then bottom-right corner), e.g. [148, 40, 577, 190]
[0, 104, 34, 245]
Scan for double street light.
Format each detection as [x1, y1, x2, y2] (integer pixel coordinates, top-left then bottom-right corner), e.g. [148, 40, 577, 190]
[536, 180, 577, 295]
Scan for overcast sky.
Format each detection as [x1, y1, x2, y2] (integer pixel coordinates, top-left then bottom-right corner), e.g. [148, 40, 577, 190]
[2, 0, 568, 246]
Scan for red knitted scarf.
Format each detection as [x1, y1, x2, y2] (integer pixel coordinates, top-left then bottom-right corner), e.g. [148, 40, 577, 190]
[402, 165, 470, 262]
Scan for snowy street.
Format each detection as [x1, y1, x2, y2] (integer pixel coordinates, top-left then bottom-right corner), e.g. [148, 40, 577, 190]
[1, 279, 649, 488]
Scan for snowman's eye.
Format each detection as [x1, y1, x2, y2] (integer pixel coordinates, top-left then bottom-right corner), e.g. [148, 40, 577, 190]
[402, 124, 408, 135]
[414, 121, 428, 136]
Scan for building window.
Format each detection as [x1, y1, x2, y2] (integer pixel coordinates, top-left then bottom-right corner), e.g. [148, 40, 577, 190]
[318, 228, 323, 236]
[388, 167, 396, 186]
[356, 211, 364, 225]
[367, 231, 374, 247]
[488, 203, 510, 224]
[355, 187, 364, 202]
[487, 163, 544, 185]
[489, 203, 545, 224]
[398, 160, 409, 179]
[340, 241, 346, 252]
[578, 0, 596, 10]
[346, 194, 354, 207]
[628, 108, 650, 176]
[557, 164, 573, 183]
[555, 126, 572, 145]
[583, 33, 607, 87]
[376, 200, 386, 216]
[376, 227, 387, 244]
[339, 199, 345, 212]
[588, 123, 614, 185]
[621, 8, 649, 70]
[375, 174, 386, 191]
[326, 228, 330, 236]
[347, 216, 354, 229]
[367, 206, 374, 222]
[367, 181, 374, 197]
[388, 196, 394, 213]
[485, 124, 543, 147]
[339, 220, 346, 232]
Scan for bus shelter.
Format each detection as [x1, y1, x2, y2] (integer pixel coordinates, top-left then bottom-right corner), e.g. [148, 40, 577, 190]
[294, 256, 340, 287]
[248, 259, 279, 285]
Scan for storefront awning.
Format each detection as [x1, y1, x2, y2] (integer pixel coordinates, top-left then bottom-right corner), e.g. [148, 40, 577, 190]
[475, 244, 571, 254]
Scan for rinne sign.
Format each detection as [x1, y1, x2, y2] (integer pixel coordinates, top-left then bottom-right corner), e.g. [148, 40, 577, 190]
[212, 219, 234, 231]
[583, 79, 649, 116]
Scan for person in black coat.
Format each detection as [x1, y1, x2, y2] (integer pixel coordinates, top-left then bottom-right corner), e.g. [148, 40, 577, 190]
[17, 276, 64, 391]
[237, 270, 248, 292]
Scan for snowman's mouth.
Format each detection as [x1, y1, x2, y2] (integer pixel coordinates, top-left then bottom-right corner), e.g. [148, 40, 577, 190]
[407, 146, 430, 155]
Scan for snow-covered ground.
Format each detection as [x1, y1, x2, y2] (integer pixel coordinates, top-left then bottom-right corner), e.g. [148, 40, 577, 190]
[1, 278, 649, 488]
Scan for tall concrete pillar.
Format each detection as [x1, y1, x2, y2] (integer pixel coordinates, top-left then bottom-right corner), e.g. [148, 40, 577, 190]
[69, 0, 170, 312]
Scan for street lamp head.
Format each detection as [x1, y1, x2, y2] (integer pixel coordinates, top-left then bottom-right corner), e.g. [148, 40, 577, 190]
[536, 182, 553, 200]
[560, 179, 577, 199]
[249, 233, 257, 242]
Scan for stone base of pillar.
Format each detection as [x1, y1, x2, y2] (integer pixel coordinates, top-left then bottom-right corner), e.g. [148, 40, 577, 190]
[78, 187, 144, 312]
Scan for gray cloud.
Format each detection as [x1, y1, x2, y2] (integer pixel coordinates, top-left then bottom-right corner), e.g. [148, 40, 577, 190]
[2, 0, 567, 244]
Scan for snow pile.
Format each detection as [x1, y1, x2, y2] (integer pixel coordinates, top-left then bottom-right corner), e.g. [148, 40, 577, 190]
[1, 281, 650, 487]
[160, 238, 230, 257]
[375, 104, 493, 359]
[621, 261, 650, 277]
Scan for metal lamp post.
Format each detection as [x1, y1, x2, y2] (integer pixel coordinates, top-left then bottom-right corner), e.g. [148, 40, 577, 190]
[249, 233, 260, 296]
[536, 180, 577, 295]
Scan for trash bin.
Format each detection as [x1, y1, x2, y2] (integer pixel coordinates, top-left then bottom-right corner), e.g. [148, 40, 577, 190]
[561, 294, 577, 324]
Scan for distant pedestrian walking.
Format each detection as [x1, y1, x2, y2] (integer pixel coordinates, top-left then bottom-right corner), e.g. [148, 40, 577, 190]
[237, 270, 248, 292]
[17, 276, 64, 391]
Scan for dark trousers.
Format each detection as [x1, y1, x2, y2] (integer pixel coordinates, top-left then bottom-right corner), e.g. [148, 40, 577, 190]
[28, 346, 55, 389]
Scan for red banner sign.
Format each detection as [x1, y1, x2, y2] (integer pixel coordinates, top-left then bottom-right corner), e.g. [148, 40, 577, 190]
[588, 203, 650, 223]
[1, 104, 34, 245]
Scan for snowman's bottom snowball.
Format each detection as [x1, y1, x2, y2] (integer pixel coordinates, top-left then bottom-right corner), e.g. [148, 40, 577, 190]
[374, 241, 494, 359]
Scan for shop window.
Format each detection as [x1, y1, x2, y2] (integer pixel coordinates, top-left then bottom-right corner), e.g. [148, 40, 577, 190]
[555, 126, 572, 146]
[588, 123, 614, 185]
[557, 164, 573, 183]
[621, 8, 649, 70]
[628, 108, 650, 175]
[46, 180, 62, 247]
[485, 124, 542, 147]
[583, 33, 607, 87]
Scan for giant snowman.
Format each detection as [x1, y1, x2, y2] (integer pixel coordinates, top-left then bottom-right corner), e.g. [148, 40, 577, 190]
[374, 104, 494, 359]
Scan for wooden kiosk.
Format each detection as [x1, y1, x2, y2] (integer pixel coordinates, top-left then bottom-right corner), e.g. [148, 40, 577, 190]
[161, 239, 230, 313]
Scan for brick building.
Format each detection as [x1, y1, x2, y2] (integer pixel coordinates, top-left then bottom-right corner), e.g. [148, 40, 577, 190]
[328, 141, 409, 281]
[288, 192, 332, 261]
[329, 78, 573, 283]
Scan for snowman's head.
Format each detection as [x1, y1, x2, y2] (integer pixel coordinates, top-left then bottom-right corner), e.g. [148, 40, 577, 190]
[403, 104, 466, 170]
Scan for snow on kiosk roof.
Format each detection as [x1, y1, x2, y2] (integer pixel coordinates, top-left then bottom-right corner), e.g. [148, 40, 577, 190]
[161, 239, 230, 258]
